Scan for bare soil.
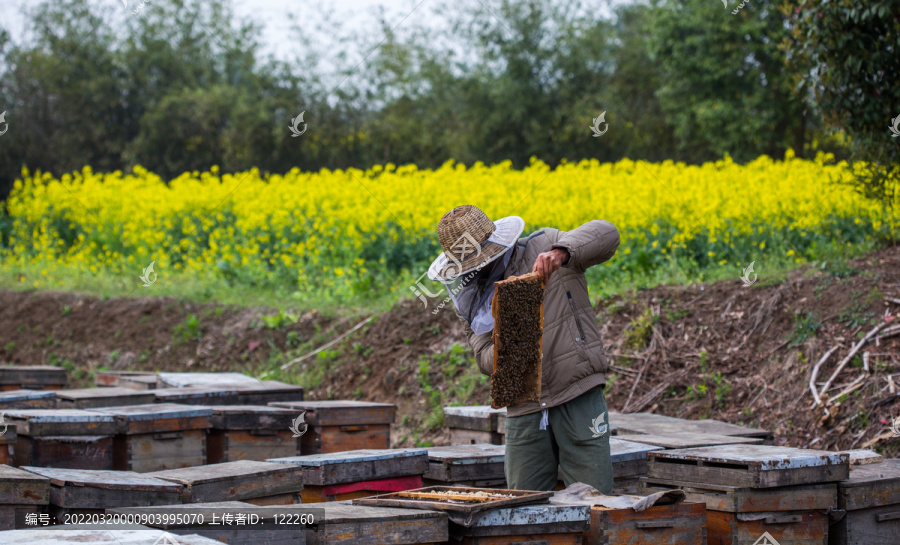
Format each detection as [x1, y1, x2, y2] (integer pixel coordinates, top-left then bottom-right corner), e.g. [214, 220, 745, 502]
[2, 245, 899, 455]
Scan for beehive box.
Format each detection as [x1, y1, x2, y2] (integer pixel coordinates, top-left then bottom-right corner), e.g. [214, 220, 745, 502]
[0, 427, 15, 465]
[640, 477, 836, 545]
[89, 403, 212, 472]
[268, 448, 427, 503]
[206, 405, 302, 463]
[55, 387, 156, 409]
[0, 464, 50, 530]
[647, 445, 849, 488]
[154, 381, 304, 406]
[0, 529, 230, 545]
[269, 400, 396, 453]
[0, 389, 56, 409]
[444, 406, 505, 446]
[611, 412, 772, 442]
[830, 458, 900, 545]
[149, 460, 305, 505]
[0, 365, 67, 391]
[20, 466, 183, 518]
[424, 444, 506, 487]
[6, 409, 118, 470]
[490, 272, 544, 409]
[108, 501, 305, 545]
[94, 371, 159, 389]
[549, 485, 707, 545]
[448, 503, 590, 545]
[268, 502, 448, 545]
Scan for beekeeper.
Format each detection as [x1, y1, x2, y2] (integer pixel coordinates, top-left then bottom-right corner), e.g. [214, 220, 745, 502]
[427, 204, 620, 493]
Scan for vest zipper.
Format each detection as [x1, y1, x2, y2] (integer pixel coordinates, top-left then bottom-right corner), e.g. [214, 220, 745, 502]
[566, 291, 587, 344]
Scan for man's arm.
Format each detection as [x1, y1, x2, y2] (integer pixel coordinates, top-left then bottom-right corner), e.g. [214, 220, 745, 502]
[550, 220, 620, 274]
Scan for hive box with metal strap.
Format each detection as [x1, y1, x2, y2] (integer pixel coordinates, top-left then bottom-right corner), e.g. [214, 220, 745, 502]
[154, 381, 304, 406]
[20, 467, 183, 519]
[268, 448, 427, 503]
[206, 405, 303, 463]
[269, 400, 396, 453]
[108, 501, 306, 545]
[266, 501, 448, 545]
[55, 387, 156, 409]
[88, 404, 212, 472]
[443, 406, 505, 446]
[0, 365, 67, 391]
[0, 464, 50, 530]
[6, 409, 118, 470]
[148, 460, 305, 505]
[449, 503, 591, 545]
[0, 389, 56, 409]
[830, 457, 900, 545]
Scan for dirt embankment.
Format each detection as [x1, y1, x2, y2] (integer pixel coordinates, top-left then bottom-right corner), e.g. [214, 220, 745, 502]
[2, 245, 899, 454]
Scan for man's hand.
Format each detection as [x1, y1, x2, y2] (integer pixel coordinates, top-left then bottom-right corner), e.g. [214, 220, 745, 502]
[532, 248, 569, 283]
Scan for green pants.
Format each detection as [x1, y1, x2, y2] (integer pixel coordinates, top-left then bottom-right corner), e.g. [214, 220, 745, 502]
[504, 386, 613, 493]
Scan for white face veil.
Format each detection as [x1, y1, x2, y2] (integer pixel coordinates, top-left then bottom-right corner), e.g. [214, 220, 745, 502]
[442, 242, 515, 335]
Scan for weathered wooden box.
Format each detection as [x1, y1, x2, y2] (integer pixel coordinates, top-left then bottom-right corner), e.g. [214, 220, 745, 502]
[7, 409, 118, 470]
[647, 445, 849, 488]
[268, 448, 427, 503]
[270, 502, 448, 545]
[269, 400, 396, 453]
[0, 365, 67, 391]
[0, 389, 56, 409]
[640, 476, 837, 545]
[830, 458, 900, 545]
[20, 466, 183, 518]
[0, 433, 13, 466]
[206, 405, 302, 464]
[448, 503, 591, 545]
[108, 501, 306, 545]
[149, 460, 305, 505]
[95, 371, 159, 390]
[55, 387, 156, 409]
[0, 529, 229, 544]
[154, 381, 305, 406]
[444, 406, 505, 446]
[424, 444, 506, 487]
[0, 464, 50, 530]
[610, 412, 773, 442]
[90, 403, 212, 472]
[157, 372, 264, 389]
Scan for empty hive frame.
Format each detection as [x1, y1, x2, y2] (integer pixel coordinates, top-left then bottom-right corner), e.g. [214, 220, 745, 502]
[490, 272, 545, 408]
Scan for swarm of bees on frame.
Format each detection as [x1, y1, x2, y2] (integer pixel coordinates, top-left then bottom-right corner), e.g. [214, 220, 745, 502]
[490, 272, 545, 408]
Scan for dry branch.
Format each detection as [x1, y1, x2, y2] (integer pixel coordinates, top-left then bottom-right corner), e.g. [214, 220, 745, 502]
[809, 345, 841, 407]
[818, 322, 889, 402]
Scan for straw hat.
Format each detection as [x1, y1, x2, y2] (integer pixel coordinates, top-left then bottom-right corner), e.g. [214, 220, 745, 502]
[427, 205, 525, 281]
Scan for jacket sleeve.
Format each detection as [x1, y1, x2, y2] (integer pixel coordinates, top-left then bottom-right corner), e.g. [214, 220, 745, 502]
[550, 220, 620, 274]
[455, 309, 494, 376]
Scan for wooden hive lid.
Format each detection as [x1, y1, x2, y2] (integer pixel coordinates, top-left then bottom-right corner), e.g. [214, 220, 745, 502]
[649, 444, 848, 469]
[21, 466, 183, 493]
[838, 458, 900, 511]
[207, 404, 301, 430]
[87, 403, 213, 434]
[148, 460, 302, 486]
[157, 372, 262, 389]
[443, 406, 506, 432]
[269, 448, 427, 467]
[304, 500, 447, 523]
[614, 432, 764, 449]
[55, 387, 156, 401]
[609, 438, 664, 463]
[0, 530, 224, 544]
[0, 389, 56, 404]
[426, 444, 506, 464]
[611, 411, 771, 438]
[268, 400, 396, 426]
[4, 408, 118, 436]
[463, 503, 591, 530]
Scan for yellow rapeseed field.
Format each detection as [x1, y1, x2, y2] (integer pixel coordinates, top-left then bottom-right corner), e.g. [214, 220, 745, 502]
[1, 152, 894, 302]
